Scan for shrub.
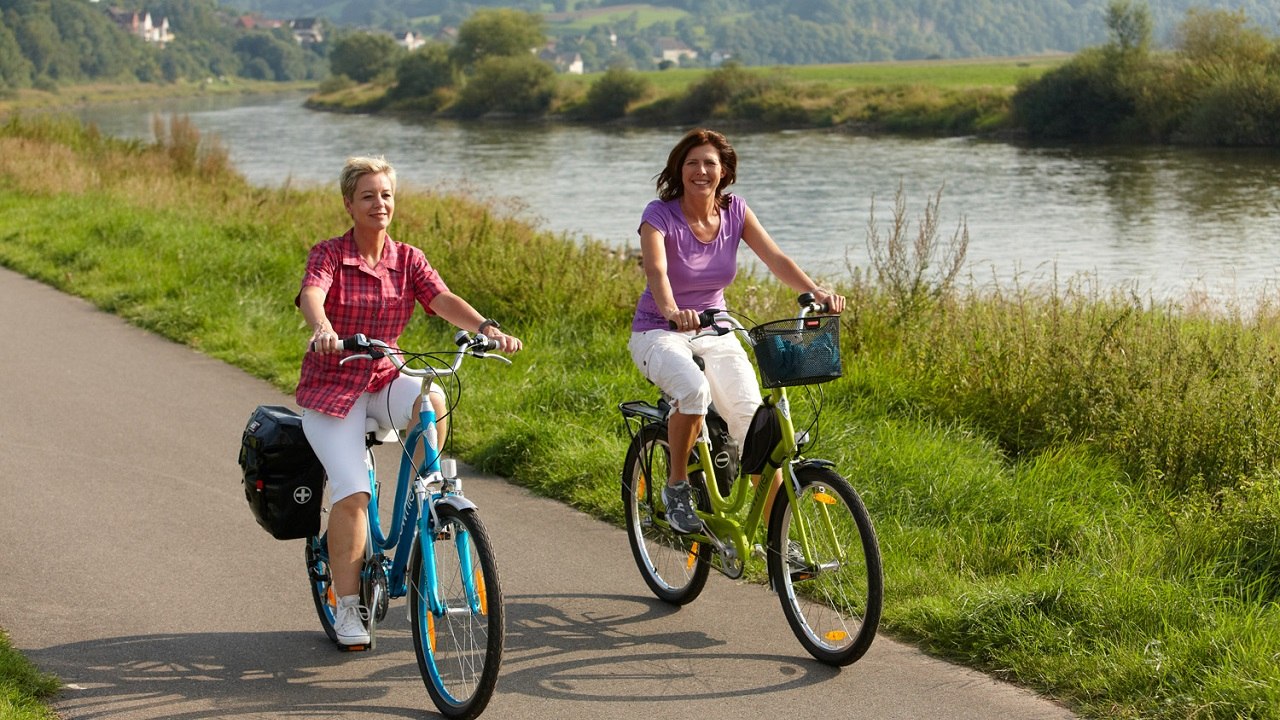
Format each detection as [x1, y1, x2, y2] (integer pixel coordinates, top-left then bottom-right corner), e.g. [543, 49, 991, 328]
[389, 44, 454, 102]
[452, 55, 557, 119]
[580, 66, 650, 121]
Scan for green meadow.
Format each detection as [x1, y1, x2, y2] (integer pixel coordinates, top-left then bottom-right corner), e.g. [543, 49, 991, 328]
[2, 113, 1280, 719]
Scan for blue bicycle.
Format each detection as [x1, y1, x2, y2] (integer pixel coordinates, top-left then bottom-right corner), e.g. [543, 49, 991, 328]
[304, 331, 507, 720]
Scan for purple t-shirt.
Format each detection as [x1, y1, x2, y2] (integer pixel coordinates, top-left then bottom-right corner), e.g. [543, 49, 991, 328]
[632, 195, 748, 331]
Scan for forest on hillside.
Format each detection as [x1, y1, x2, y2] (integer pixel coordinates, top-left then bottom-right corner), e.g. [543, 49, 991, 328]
[220, 0, 1280, 66]
[0, 0, 327, 89]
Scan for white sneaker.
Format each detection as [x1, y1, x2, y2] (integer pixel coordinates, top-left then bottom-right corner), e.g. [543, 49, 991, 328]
[334, 595, 370, 646]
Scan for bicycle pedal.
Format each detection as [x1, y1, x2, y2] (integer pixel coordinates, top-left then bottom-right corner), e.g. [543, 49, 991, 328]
[337, 642, 371, 652]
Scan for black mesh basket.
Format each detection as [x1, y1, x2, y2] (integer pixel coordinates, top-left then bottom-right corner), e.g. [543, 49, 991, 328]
[748, 314, 842, 388]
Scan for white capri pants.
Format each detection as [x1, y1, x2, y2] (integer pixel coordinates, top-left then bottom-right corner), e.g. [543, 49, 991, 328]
[302, 374, 445, 504]
[628, 329, 762, 452]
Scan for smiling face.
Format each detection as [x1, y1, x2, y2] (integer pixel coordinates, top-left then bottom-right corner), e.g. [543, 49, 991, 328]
[681, 143, 724, 201]
[343, 171, 395, 234]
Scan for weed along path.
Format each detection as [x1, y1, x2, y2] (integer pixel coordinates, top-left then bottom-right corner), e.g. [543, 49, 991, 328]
[0, 265, 1076, 720]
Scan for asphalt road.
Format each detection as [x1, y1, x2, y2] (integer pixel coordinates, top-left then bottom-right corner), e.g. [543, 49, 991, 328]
[0, 266, 1077, 719]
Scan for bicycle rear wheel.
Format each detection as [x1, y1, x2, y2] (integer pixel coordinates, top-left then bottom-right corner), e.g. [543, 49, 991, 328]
[766, 463, 882, 666]
[621, 422, 711, 605]
[408, 504, 504, 720]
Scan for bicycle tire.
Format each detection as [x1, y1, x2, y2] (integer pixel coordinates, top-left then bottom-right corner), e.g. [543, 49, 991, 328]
[408, 504, 504, 720]
[304, 534, 338, 644]
[621, 422, 711, 605]
[766, 463, 882, 666]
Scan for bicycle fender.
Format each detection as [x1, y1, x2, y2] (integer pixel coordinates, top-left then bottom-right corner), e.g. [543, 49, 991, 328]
[794, 458, 835, 471]
[436, 495, 478, 513]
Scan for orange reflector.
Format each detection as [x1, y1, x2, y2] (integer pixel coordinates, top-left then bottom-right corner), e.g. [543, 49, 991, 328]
[814, 492, 836, 505]
[825, 630, 849, 642]
[429, 614, 437, 652]
[687, 543, 699, 570]
[476, 569, 489, 615]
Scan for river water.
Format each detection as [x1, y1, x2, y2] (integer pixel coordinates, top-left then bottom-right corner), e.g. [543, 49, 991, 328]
[73, 92, 1280, 305]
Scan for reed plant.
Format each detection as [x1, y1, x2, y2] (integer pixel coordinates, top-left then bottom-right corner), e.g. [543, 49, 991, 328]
[4, 113, 1280, 718]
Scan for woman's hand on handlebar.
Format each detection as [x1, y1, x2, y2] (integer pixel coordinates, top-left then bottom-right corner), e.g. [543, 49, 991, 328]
[308, 322, 343, 354]
[811, 288, 845, 314]
[666, 307, 701, 332]
[482, 329, 522, 354]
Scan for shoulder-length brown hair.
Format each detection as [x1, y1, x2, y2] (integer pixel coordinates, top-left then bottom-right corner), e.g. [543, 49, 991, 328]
[654, 128, 737, 209]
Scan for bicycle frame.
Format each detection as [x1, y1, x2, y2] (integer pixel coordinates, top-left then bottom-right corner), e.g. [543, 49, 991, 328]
[332, 333, 500, 616]
[621, 304, 833, 575]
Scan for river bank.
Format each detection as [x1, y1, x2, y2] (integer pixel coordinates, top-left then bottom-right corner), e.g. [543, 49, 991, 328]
[4, 113, 1280, 718]
[0, 79, 317, 118]
[306, 57, 1063, 137]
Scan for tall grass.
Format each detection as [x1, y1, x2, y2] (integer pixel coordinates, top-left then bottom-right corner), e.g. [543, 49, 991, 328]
[4, 114, 1280, 718]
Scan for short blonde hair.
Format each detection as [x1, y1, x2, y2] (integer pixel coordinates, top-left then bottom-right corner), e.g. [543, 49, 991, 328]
[340, 155, 396, 201]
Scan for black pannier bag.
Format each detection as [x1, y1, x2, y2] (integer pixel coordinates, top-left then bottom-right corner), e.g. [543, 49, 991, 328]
[690, 407, 739, 497]
[739, 403, 782, 477]
[238, 405, 325, 540]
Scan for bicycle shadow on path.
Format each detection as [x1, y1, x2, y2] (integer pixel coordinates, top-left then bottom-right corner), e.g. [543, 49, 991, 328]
[26, 591, 837, 719]
[502, 591, 841, 702]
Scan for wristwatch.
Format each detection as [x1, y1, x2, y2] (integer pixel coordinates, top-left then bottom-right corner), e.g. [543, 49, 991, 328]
[477, 318, 501, 334]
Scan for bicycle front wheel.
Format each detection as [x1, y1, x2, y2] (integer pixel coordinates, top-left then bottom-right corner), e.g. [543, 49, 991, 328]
[621, 422, 711, 605]
[408, 504, 504, 720]
[767, 463, 882, 666]
[304, 534, 338, 644]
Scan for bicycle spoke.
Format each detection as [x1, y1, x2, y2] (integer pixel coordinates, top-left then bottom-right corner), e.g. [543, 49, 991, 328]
[768, 465, 882, 666]
[409, 506, 504, 719]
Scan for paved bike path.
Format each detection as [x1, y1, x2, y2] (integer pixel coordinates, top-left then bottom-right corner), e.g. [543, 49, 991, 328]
[0, 266, 1076, 720]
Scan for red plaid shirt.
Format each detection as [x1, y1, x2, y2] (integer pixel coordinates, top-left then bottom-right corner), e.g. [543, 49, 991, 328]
[295, 230, 449, 417]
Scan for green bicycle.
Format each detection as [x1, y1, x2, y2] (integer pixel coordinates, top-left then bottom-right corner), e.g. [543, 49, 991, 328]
[619, 294, 882, 666]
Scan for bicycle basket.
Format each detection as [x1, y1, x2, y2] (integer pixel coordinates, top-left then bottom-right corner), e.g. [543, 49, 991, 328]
[748, 314, 842, 388]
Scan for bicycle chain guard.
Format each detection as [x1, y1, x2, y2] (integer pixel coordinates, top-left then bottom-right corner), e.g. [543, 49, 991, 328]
[362, 553, 390, 623]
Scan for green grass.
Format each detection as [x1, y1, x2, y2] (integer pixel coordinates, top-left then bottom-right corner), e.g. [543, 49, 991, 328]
[4, 113, 1280, 718]
[777, 56, 1065, 87]
[310, 56, 1065, 134]
[0, 630, 60, 720]
[547, 3, 690, 32]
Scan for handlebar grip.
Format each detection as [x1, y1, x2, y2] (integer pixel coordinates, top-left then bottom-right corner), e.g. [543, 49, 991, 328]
[668, 309, 721, 330]
[310, 333, 370, 352]
[796, 293, 831, 313]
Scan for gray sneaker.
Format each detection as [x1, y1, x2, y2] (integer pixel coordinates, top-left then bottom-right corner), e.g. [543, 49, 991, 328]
[662, 481, 701, 534]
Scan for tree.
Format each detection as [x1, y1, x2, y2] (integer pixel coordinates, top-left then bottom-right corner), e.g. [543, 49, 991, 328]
[581, 65, 651, 120]
[449, 9, 546, 70]
[452, 54, 557, 118]
[329, 32, 402, 83]
[0, 16, 34, 89]
[389, 42, 454, 100]
[234, 31, 310, 81]
[1174, 8, 1274, 69]
[1105, 0, 1152, 56]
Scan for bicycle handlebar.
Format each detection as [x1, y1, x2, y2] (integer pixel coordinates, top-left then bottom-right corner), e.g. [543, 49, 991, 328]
[668, 294, 834, 334]
[331, 331, 511, 378]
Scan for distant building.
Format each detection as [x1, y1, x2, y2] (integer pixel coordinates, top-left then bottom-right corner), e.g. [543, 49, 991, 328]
[537, 42, 584, 74]
[290, 18, 323, 45]
[235, 15, 285, 32]
[395, 31, 425, 52]
[654, 37, 697, 64]
[105, 8, 173, 47]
